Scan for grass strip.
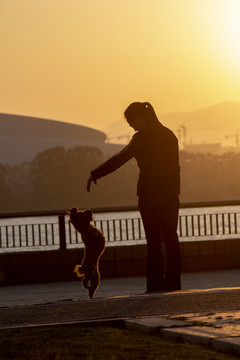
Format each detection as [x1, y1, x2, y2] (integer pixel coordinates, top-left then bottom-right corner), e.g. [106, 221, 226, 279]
[0, 325, 239, 360]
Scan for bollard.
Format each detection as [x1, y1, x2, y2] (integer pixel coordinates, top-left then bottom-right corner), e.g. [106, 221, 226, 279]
[58, 214, 67, 250]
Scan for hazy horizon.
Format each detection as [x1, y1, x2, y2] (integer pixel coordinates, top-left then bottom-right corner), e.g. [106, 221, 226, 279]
[1, 101, 240, 149]
[1, 1, 240, 132]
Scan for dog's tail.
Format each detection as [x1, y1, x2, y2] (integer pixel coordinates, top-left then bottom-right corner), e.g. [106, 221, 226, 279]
[74, 264, 84, 278]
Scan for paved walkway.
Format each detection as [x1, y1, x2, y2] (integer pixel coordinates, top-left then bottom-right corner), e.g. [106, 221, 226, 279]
[1, 269, 240, 307]
[1, 269, 240, 357]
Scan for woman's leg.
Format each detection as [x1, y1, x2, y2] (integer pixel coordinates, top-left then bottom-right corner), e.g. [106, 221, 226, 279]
[138, 198, 165, 292]
[162, 198, 181, 290]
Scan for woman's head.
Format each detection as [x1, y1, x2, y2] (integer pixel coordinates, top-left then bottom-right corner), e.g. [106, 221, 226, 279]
[124, 102, 159, 131]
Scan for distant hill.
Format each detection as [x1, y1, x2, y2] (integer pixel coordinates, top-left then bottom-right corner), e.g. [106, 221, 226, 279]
[104, 102, 240, 147]
[104, 119, 135, 144]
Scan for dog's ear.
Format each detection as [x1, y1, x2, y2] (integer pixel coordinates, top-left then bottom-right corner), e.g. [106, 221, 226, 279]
[68, 207, 78, 216]
[84, 209, 93, 222]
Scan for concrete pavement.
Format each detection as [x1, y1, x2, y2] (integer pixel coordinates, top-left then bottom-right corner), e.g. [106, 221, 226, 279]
[1, 269, 240, 307]
[1, 269, 240, 357]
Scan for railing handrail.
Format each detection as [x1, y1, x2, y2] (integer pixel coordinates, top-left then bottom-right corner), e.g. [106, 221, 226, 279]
[1, 200, 240, 219]
[1, 199, 240, 251]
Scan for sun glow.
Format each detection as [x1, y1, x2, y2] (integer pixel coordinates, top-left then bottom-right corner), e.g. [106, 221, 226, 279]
[206, 0, 240, 73]
[1, 1, 240, 125]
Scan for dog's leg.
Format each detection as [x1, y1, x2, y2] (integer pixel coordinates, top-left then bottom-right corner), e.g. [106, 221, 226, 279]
[82, 276, 90, 289]
[81, 263, 96, 291]
[83, 263, 95, 279]
[88, 269, 100, 299]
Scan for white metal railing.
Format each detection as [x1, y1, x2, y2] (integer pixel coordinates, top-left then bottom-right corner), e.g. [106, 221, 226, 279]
[0, 200, 240, 251]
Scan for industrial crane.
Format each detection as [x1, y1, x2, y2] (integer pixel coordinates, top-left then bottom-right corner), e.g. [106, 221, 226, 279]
[105, 134, 132, 143]
[225, 133, 240, 147]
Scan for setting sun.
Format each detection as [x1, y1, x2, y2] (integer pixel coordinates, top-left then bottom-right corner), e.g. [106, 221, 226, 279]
[1, 0, 240, 130]
[206, 0, 240, 74]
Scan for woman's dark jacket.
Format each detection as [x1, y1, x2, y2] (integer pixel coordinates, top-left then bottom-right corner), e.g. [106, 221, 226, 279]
[91, 121, 180, 200]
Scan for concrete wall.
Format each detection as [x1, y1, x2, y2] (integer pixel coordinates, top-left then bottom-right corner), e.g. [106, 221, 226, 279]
[0, 239, 240, 284]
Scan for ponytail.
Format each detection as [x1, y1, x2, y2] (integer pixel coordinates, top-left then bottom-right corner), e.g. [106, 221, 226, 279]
[142, 102, 159, 124]
[124, 101, 159, 126]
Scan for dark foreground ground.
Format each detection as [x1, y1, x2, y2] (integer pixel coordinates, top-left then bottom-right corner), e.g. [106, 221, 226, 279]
[1, 269, 240, 358]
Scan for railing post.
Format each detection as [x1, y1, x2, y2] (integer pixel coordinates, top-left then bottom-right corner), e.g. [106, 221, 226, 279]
[58, 215, 66, 250]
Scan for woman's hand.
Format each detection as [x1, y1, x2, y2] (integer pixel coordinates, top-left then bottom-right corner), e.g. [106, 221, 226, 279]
[87, 175, 97, 192]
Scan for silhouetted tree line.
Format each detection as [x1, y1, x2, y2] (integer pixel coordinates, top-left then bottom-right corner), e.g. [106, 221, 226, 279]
[0, 146, 240, 212]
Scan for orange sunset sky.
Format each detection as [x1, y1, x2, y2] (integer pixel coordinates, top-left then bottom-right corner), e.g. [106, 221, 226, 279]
[1, 0, 240, 132]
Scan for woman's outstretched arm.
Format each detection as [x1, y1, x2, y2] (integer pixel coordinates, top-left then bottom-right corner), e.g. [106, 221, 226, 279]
[87, 133, 138, 192]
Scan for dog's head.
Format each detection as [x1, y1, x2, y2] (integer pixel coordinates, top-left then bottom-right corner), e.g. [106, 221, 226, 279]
[68, 207, 93, 233]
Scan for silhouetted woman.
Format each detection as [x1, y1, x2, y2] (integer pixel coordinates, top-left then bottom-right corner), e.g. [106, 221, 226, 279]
[87, 102, 181, 292]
